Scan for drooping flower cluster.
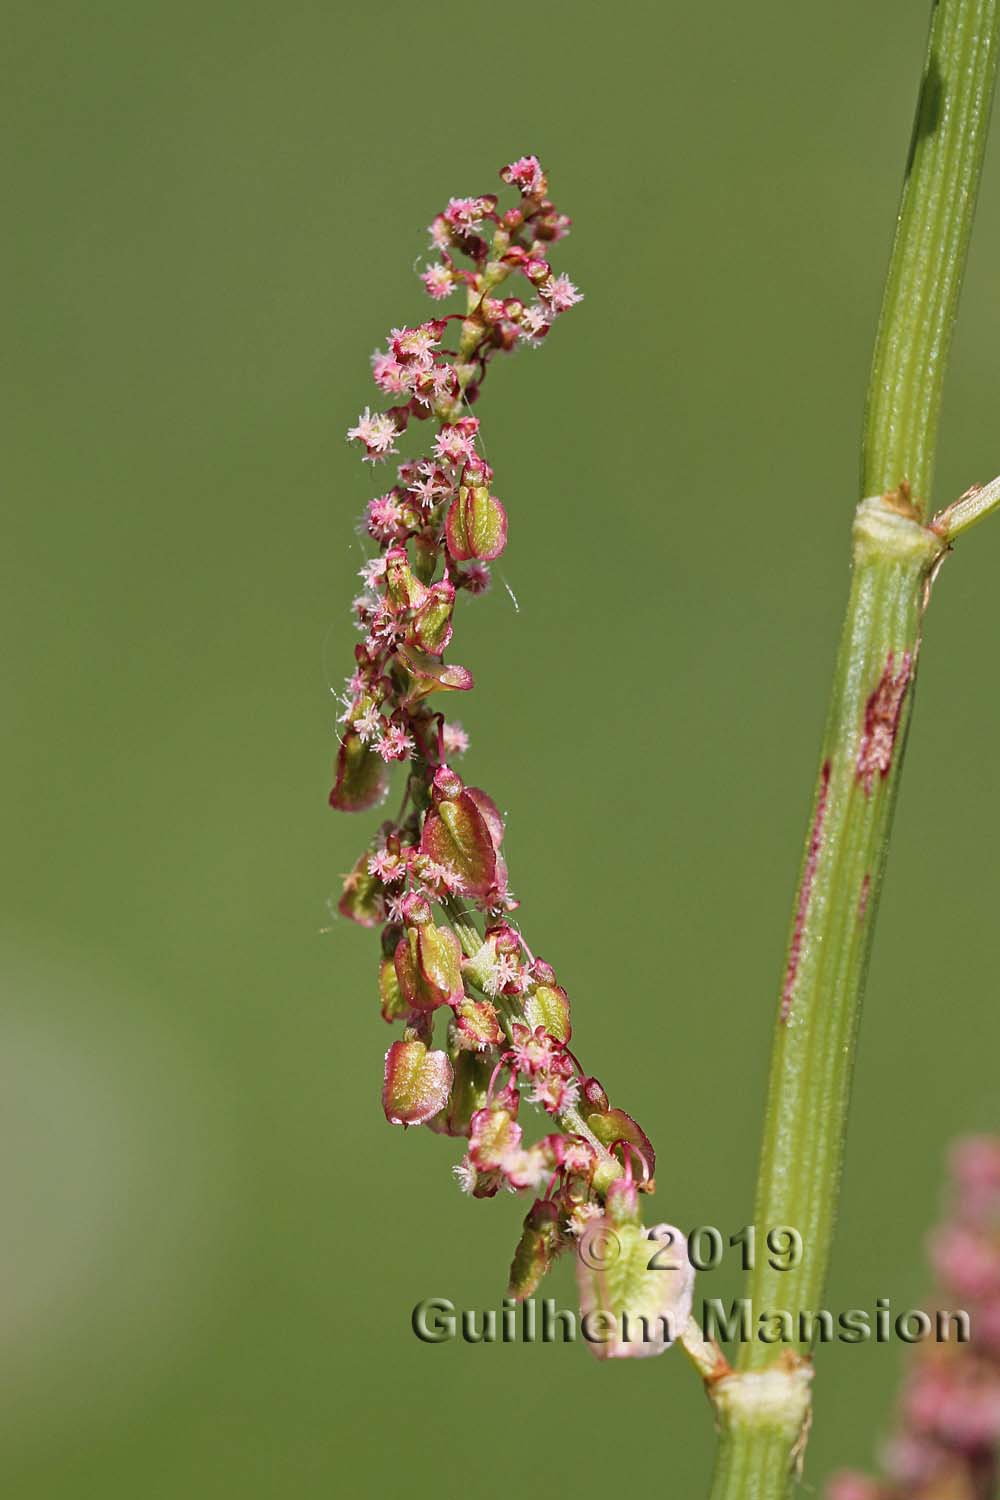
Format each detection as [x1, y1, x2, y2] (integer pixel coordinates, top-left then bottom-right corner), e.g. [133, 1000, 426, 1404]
[829, 1138, 1000, 1500]
[331, 158, 656, 1308]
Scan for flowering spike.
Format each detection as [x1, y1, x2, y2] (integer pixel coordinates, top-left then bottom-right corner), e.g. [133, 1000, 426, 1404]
[331, 160, 660, 1316]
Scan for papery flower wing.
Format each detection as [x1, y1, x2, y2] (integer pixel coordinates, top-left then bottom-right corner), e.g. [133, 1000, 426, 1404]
[420, 793, 498, 901]
[338, 851, 385, 927]
[397, 644, 474, 706]
[445, 488, 508, 562]
[426, 1048, 492, 1138]
[523, 982, 572, 1042]
[382, 1040, 453, 1126]
[416, 922, 465, 1005]
[575, 1220, 694, 1359]
[329, 731, 389, 813]
[584, 1107, 656, 1182]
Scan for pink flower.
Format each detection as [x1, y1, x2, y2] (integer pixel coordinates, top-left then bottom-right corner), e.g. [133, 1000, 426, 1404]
[529, 1071, 580, 1115]
[483, 950, 521, 997]
[417, 858, 466, 896]
[367, 847, 408, 884]
[442, 721, 469, 756]
[365, 493, 404, 542]
[510, 1024, 561, 1076]
[409, 363, 455, 407]
[406, 462, 451, 506]
[386, 892, 408, 924]
[389, 323, 440, 368]
[518, 304, 550, 342]
[930, 1224, 1000, 1298]
[371, 352, 411, 395]
[501, 155, 546, 197]
[459, 562, 491, 594]
[376, 724, 415, 762]
[352, 704, 382, 743]
[540, 273, 583, 313]
[444, 196, 493, 232]
[434, 421, 480, 465]
[428, 215, 451, 252]
[347, 407, 398, 460]
[358, 556, 387, 589]
[421, 263, 455, 300]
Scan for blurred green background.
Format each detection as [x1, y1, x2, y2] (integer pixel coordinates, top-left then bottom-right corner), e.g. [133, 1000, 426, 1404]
[4, 0, 1000, 1494]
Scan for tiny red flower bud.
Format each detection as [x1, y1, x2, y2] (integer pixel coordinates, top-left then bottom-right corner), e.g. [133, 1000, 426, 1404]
[605, 1175, 641, 1226]
[463, 455, 493, 486]
[400, 891, 432, 925]
[382, 1039, 452, 1126]
[431, 764, 465, 800]
[445, 486, 508, 562]
[500, 156, 547, 198]
[581, 1076, 609, 1112]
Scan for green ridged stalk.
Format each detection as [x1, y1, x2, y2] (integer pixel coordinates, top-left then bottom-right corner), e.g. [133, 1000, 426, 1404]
[707, 2, 1000, 1495]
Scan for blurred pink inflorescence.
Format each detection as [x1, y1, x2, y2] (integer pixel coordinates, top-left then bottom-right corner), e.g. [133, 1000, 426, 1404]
[828, 1137, 1000, 1500]
[331, 158, 654, 1303]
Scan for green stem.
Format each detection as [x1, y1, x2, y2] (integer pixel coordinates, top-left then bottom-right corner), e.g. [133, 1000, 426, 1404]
[741, 502, 943, 1360]
[708, 2, 999, 1495]
[863, 0, 1000, 505]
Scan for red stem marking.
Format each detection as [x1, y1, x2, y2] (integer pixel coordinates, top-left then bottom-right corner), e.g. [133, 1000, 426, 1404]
[780, 759, 832, 1023]
[856, 651, 913, 795]
[858, 873, 871, 922]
